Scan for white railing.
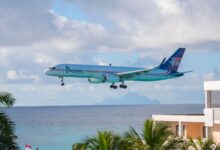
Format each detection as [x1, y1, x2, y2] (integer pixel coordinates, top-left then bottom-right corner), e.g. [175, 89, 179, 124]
[213, 108, 220, 121]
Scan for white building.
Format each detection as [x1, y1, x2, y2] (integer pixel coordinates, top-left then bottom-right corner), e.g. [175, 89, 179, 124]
[152, 81, 220, 143]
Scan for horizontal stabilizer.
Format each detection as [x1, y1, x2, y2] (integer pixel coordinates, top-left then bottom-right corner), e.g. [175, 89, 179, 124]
[180, 71, 193, 74]
[171, 71, 192, 76]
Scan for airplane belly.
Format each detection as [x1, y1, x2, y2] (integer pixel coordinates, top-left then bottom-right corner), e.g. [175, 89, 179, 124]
[132, 75, 172, 81]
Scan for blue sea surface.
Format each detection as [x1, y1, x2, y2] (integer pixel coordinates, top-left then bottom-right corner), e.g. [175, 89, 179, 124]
[5, 104, 204, 150]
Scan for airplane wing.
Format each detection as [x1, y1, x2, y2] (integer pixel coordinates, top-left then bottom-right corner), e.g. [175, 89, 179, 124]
[116, 68, 152, 79]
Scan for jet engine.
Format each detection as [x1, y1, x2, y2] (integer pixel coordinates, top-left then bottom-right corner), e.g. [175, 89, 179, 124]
[88, 78, 105, 83]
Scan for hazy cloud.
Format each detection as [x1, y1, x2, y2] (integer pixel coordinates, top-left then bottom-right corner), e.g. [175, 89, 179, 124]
[65, 0, 220, 49]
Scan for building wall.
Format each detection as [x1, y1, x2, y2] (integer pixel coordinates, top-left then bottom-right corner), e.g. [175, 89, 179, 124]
[168, 122, 186, 137]
[168, 122, 178, 136]
[168, 122, 203, 139]
[185, 122, 203, 138]
[212, 124, 220, 144]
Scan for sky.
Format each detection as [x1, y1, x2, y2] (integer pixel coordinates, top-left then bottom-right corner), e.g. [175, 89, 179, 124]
[0, 0, 220, 106]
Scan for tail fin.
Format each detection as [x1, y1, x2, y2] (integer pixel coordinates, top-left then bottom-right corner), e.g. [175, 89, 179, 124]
[159, 48, 185, 72]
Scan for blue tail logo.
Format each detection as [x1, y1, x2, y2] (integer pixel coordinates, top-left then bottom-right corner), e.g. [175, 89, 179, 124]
[169, 57, 182, 67]
[159, 48, 185, 72]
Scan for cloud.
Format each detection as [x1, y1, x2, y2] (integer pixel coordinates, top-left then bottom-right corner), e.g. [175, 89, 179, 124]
[34, 52, 57, 65]
[65, 0, 220, 49]
[157, 0, 182, 15]
[7, 70, 23, 80]
[1, 0, 220, 52]
[5, 70, 39, 84]
[203, 69, 220, 81]
[0, 0, 57, 46]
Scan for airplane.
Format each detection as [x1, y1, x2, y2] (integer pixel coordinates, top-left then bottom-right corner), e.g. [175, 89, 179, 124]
[45, 48, 191, 89]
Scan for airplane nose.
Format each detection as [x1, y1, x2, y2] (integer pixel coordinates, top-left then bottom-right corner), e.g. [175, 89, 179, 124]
[45, 70, 51, 75]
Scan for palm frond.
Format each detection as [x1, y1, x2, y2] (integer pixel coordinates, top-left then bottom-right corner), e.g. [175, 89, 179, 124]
[0, 92, 15, 107]
[0, 112, 19, 150]
[174, 139, 192, 150]
[72, 130, 125, 150]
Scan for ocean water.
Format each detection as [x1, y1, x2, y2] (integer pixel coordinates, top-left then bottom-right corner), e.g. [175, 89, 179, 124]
[5, 104, 204, 150]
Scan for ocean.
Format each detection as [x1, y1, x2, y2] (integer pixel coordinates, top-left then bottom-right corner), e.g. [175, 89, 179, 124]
[5, 104, 204, 150]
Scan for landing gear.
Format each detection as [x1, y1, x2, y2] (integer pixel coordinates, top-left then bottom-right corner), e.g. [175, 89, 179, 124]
[119, 82, 127, 89]
[110, 84, 118, 89]
[110, 82, 127, 89]
[119, 84, 127, 89]
[60, 76, 65, 86]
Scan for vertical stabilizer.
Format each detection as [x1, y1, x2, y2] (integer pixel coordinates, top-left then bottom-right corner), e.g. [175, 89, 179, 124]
[159, 48, 185, 72]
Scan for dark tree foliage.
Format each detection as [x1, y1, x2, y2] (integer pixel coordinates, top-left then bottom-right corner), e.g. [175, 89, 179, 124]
[0, 92, 19, 150]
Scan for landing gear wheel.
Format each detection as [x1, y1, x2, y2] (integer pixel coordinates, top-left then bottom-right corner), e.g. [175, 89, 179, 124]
[119, 84, 127, 89]
[123, 85, 127, 89]
[110, 84, 117, 89]
[60, 76, 65, 86]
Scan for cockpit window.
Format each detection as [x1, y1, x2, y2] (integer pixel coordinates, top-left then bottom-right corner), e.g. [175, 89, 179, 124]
[49, 67, 56, 70]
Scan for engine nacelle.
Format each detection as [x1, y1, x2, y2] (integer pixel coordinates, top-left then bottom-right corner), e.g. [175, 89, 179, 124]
[105, 74, 121, 83]
[88, 78, 105, 84]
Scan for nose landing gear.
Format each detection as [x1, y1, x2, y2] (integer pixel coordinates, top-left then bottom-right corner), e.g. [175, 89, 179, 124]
[60, 76, 65, 86]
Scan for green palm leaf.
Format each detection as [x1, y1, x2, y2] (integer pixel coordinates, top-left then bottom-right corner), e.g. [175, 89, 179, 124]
[0, 92, 15, 107]
[124, 120, 177, 150]
[174, 138, 192, 150]
[0, 92, 19, 150]
[0, 112, 19, 149]
[72, 131, 126, 150]
[190, 137, 215, 150]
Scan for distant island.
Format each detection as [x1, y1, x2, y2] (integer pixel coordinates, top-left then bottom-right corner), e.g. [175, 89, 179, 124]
[97, 92, 160, 105]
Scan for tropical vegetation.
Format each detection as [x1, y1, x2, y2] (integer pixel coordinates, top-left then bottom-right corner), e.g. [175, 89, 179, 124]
[189, 137, 220, 150]
[124, 120, 177, 150]
[0, 92, 19, 150]
[72, 120, 220, 150]
[73, 131, 130, 150]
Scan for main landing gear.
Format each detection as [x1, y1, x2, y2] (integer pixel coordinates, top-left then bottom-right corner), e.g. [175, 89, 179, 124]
[119, 82, 127, 89]
[60, 76, 65, 86]
[110, 84, 118, 89]
[119, 84, 127, 89]
[110, 82, 127, 89]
